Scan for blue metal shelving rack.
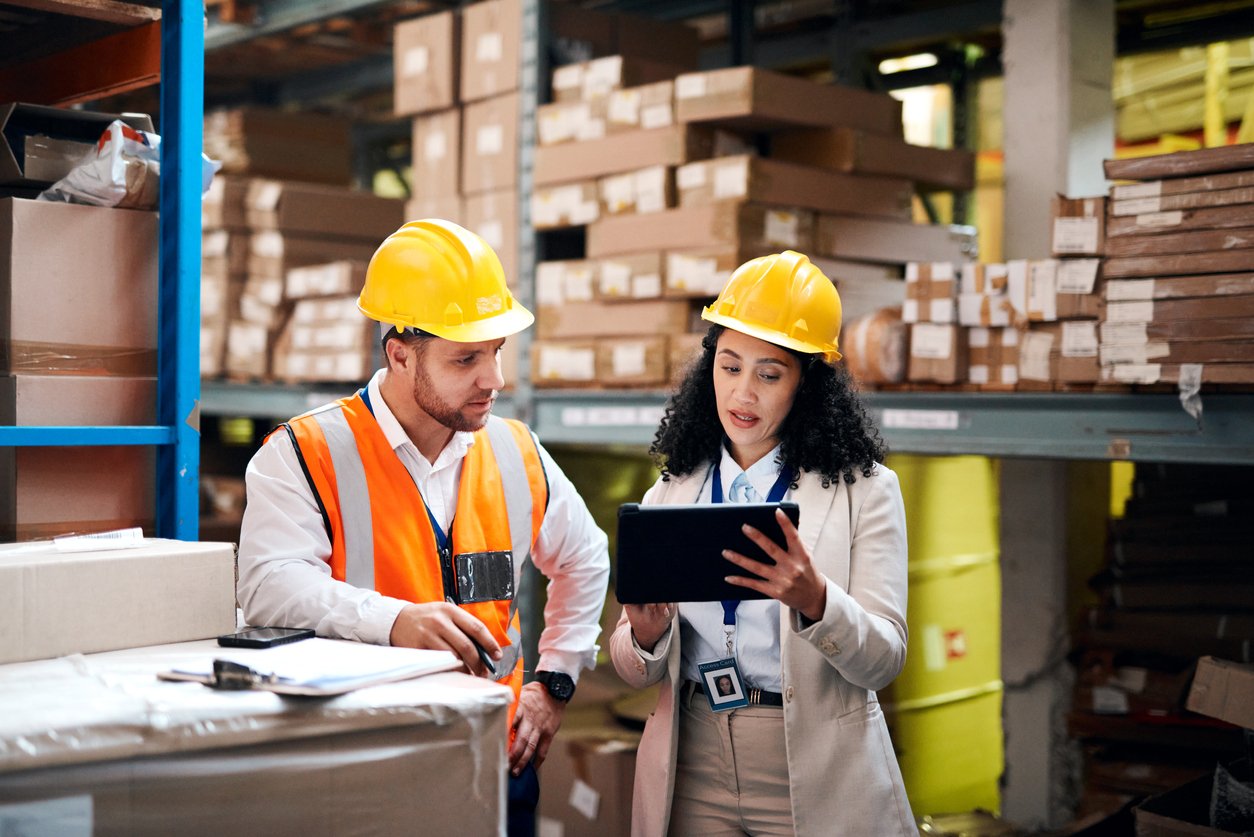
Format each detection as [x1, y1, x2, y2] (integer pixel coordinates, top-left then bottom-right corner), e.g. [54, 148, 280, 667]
[0, 0, 202, 540]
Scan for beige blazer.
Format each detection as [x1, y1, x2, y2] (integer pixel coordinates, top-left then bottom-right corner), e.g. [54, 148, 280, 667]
[610, 464, 916, 837]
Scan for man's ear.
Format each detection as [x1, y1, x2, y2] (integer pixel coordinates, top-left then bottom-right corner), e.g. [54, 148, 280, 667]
[384, 336, 411, 372]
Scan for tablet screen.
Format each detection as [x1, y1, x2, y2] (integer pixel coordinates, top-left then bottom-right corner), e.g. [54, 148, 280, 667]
[615, 501, 800, 604]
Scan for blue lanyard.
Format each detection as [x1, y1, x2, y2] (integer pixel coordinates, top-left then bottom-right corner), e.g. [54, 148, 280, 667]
[712, 460, 792, 629]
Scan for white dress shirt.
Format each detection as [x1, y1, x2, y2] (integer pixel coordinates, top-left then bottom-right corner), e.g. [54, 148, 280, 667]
[237, 368, 611, 680]
[676, 444, 787, 691]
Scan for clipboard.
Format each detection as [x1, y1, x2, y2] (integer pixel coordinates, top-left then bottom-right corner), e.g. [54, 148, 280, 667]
[157, 638, 462, 696]
[615, 501, 800, 604]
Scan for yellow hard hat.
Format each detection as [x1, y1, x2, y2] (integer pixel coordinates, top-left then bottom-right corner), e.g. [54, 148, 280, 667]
[702, 251, 842, 362]
[358, 219, 534, 342]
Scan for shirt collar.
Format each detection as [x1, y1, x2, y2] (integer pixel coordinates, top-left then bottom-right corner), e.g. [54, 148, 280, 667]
[368, 369, 476, 463]
[717, 442, 784, 500]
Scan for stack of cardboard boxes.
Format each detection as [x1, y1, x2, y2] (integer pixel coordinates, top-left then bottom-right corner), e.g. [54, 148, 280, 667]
[1100, 144, 1254, 386]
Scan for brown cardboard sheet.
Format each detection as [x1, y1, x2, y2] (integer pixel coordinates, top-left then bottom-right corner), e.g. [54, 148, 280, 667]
[771, 126, 974, 191]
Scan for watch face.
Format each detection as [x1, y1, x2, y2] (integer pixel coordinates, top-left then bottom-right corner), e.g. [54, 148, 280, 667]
[543, 672, 575, 702]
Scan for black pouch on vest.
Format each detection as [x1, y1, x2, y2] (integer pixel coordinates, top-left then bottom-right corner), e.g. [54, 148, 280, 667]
[444, 550, 515, 604]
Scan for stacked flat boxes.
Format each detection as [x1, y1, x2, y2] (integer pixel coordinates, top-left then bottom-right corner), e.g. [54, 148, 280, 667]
[1100, 144, 1254, 387]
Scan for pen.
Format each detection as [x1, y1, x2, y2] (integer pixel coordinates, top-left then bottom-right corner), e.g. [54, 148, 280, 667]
[471, 637, 497, 677]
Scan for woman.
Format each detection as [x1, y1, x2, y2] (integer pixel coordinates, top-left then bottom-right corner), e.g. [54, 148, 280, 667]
[610, 251, 915, 836]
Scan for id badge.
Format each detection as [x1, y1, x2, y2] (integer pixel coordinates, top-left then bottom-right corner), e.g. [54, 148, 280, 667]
[698, 658, 749, 712]
[449, 550, 514, 604]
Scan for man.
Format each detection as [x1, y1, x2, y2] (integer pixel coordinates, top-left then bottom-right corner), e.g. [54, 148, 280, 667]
[237, 220, 610, 836]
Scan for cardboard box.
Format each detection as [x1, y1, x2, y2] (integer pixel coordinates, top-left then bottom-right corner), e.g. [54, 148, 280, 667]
[1112, 168, 1254, 202]
[668, 331, 706, 383]
[537, 260, 598, 307]
[204, 107, 352, 185]
[464, 188, 519, 284]
[274, 296, 374, 384]
[460, 0, 521, 102]
[532, 181, 600, 230]
[596, 335, 668, 386]
[534, 125, 713, 186]
[1051, 195, 1106, 256]
[907, 322, 967, 384]
[1105, 294, 1254, 324]
[903, 262, 957, 324]
[462, 92, 519, 195]
[0, 103, 153, 187]
[1107, 203, 1252, 239]
[677, 156, 912, 219]
[815, 214, 973, 263]
[967, 326, 1019, 390]
[537, 99, 608, 146]
[586, 203, 814, 259]
[245, 180, 403, 241]
[532, 339, 597, 386]
[552, 55, 685, 104]
[0, 540, 236, 663]
[393, 10, 459, 116]
[247, 231, 378, 281]
[203, 228, 249, 275]
[537, 299, 696, 340]
[674, 67, 902, 135]
[1187, 656, 1254, 730]
[607, 80, 674, 133]
[1, 199, 156, 375]
[285, 260, 367, 300]
[1105, 248, 1254, 279]
[615, 12, 699, 69]
[225, 319, 271, 379]
[1104, 142, 1254, 181]
[1104, 273, 1254, 302]
[1102, 362, 1254, 385]
[771, 126, 974, 192]
[1100, 339, 1254, 367]
[1105, 225, 1254, 259]
[410, 109, 461, 201]
[665, 248, 740, 297]
[597, 252, 664, 300]
[405, 195, 464, 224]
[0, 643, 510, 834]
[548, 1, 616, 61]
[201, 174, 250, 231]
[537, 726, 640, 837]
[1111, 186, 1254, 218]
[598, 165, 673, 216]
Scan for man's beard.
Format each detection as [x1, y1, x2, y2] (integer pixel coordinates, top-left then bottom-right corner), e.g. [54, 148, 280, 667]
[412, 363, 494, 432]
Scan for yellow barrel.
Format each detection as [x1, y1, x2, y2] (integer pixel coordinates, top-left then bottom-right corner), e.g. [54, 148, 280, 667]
[883, 454, 1003, 816]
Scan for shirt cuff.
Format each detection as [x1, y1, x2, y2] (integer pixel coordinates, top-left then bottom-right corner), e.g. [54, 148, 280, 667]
[632, 624, 672, 661]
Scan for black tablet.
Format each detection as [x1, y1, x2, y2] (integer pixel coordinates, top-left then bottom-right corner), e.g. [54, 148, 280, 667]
[615, 501, 801, 604]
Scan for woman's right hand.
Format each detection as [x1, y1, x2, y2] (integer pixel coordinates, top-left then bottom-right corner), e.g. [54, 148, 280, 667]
[624, 603, 676, 653]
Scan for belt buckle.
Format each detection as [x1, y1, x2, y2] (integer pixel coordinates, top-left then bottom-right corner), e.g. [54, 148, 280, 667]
[749, 686, 762, 705]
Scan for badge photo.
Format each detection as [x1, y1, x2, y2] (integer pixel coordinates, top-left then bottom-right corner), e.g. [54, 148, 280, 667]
[698, 659, 749, 712]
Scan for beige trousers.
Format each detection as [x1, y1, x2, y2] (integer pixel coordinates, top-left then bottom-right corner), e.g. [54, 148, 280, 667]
[667, 682, 794, 836]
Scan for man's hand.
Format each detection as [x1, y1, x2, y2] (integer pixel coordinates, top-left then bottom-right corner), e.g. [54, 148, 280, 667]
[508, 681, 566, 776]
[390, 601, 501, 678]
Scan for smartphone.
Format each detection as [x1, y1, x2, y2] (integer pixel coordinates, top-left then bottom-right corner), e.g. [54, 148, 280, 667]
[217, 626, 315, 649]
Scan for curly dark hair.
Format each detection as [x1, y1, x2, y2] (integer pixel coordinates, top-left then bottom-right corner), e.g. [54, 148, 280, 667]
[650, 324, 886, 487]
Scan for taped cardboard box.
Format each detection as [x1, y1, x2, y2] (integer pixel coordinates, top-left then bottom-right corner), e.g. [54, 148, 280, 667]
[815, 214, 973, 263]
[537, 260, 598, 308]
[0, 645, 510, 835]
[771, 126, 974, 192]
[907, 322, 967, 384]
[203, 107, 352, 186]
[285, 260, 366, 300]
[0, 540, 235, 664]
[393, 10, 459, 117]
[537, 299, 696, 340]
[665, 248, 740, 297]
[0, 103, 153, 187]
[598, 165, 674, 216]
[967, 327, 1019, 390]
[247, 231, 378, 281]
[203, 228, 249, 276]
[404, 195, 464, 226]
[244, 180, 404, 241]
[534, 124, 713, 186]
[552, 55, 687, 104]
[537, 725, 640, 837]
[902, 262, 957, 324]
[460, 0, 521, 102]
[532, 339, 597, 386]
[607, 80, 674, 133]
[201, 174, 250, 231]
[1, 199, 156, 375]
[537, 98, 608, 146]
[410, 109, 461, 201]
[674, 66, 903, 136]
[532, 180, 600, 230]
[1051, 195, 1106, 256]
[587, 203, 814, 259]
[1187, 657, 1254, 730]
[677, 156, 912, 220]
[596, 335, 668, 386]
[462, 92, 519, 195]
[597, 252, 664, 300]
[465, 188, 519, 284]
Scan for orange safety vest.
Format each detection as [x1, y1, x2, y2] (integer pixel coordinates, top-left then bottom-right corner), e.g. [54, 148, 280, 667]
[275, 391, 548, 714]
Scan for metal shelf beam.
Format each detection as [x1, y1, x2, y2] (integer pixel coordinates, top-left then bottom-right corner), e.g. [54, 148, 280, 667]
[0, 427, 175, 446]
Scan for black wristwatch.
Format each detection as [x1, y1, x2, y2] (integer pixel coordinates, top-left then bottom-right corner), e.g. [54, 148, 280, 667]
[535, 670, 576, 703]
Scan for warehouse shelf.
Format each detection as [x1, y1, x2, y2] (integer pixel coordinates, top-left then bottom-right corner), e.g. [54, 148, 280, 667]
[0, 0, 202, 539]
[201, 383, 1254, 464]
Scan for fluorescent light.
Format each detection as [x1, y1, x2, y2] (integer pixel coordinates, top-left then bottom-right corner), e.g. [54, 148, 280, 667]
[879, 53, 939, 74]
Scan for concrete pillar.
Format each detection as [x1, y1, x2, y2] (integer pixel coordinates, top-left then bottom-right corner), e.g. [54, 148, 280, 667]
[1002, 0, 1115, 259]
[999, 459, 1075, 830]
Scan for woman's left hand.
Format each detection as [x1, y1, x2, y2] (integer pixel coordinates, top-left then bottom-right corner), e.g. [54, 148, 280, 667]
[724, 508, 827, 622]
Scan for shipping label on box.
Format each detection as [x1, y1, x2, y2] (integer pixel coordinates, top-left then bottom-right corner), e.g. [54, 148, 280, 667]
[533, 340, 597, 385]
[608, 80, 675, 133]
[532, 181, 600, 229]
[537, 99, 608, 146]
[597, 253, 663, 300]
[598, 165, 673, 216]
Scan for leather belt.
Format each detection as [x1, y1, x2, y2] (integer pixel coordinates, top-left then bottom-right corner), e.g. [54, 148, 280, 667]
[690, 679, 784, 707]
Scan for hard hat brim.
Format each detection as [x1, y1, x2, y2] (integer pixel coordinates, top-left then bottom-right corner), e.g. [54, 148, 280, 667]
[367, 302, 535, 344]
[702, 307, 842, 362]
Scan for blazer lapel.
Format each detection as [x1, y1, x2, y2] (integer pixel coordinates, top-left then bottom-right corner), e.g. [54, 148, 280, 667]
[792, 470, 836, 553]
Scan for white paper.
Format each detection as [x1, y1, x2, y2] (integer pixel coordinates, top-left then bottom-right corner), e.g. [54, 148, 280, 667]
[403, 46, 429, 77]
[599, 261, 630, 297]
[1101, 342, 1168, 365]
[968, 364, 989, 384]
[910, 324, 954, 360]
[969, 327, 991, 348]
[1112, 181, 1161, 200]
[675, 74, 707, 99]
[676, 162, 707, 191]
[929, 297, 956, 324]
[1111, 363, 1162, 384]
[424, 130, 447, 162]
[583, 56, 622, 98]
[764, 211, 799, 248]
[1105, 279, 1155, 301]
[569, 779, 601, 820]
[1100, 322, 1148, 344]
[1052, 217, 1099, 254]
[608, 90, 639, 125]
[612, 342, 648, 376]
[1115, 196, 1162, 216]
[902, 298, 919, 323]
[1133, 210, 1184, 229]
[1056, 258, 1100, 294]
[254, 181, 282, 212]
[479, 220, 504, 251]
[564, 265, 595, 302]
[999, 364, 1018, 385]
[1106, 300, 1154, 323]
[536, 263, 565, 305]
[641, 103, 673, 129]
[1028, 259, 1058, 321]
[539, 346, 595, 381]
[1019, 331, 1054, 381]
[632, 273, 662, 298]
[476, 125, 504, 156]
[713, 159, 749, 199]
[881, 409, 959, 430]
[476, 32, 503, 63]
[1092, 686, 1130, 715]
[1061, 321, 1099, 358]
